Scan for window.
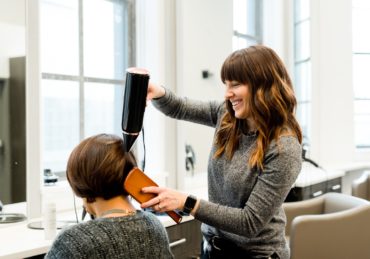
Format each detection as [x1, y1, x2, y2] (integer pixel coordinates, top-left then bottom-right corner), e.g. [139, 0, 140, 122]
[352, 0, 370, 148]
[294, 0, 311, 146]
[40, 0, 135, 173]
[233, 0, 263, 50]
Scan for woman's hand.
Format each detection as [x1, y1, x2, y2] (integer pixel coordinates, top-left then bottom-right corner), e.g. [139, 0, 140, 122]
[147, 82, 166, 100]
[140, 186, 187, 213]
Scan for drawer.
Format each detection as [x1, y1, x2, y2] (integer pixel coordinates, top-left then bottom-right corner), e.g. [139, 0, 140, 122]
[326, 177, 342, 193]
[166, 219, 202, 259]
[285, 182, 327, 202]
[285, 177, 343, 202]
[309, 181, 326, 198]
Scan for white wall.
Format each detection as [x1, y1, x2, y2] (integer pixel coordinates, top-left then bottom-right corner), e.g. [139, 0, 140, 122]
[263, 0, 290, 63]
[176, 0, 233, 189]
[0, 0, 25, 26]
[0, 0, 25, 78]
[310, 0, 356, 167]
[136, 0, 233, 190]
[136, 0, 178, 187]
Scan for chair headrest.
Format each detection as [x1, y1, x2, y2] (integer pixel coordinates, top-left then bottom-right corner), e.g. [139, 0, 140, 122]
[324, 192, 369, 214]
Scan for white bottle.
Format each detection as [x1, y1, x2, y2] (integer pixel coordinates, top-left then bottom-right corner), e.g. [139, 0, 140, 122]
[44, 202, 57, 240]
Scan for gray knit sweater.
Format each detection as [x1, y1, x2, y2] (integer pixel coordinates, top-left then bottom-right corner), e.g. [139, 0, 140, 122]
[153, 89, 302, 259]
[45, 211, 173, 259]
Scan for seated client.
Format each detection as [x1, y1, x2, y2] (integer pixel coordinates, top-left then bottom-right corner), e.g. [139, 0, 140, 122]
[45, 133, 173, 259]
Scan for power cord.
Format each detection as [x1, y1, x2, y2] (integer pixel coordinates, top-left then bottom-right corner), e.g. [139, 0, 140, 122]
[73, 194, 79, 223]
[142, 127, 146, 172]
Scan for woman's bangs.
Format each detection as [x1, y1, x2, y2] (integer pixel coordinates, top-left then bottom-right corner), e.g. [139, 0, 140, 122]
[221, 52, 249, 84]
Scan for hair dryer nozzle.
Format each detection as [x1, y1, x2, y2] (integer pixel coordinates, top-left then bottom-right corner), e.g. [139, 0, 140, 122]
[122, 133, 139, 152]
[121, 68, 149, 151]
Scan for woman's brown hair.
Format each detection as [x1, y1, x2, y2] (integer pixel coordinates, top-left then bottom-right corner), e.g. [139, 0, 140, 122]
[67, 134, 137, 202]
[215, 45, 302, 169]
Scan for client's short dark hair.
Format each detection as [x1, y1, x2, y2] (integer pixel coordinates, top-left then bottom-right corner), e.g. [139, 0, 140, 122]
[67, 134, 137, 202]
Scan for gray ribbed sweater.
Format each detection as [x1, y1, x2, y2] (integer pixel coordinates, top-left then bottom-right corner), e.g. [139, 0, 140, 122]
[45, 211, 173, 259]
[153, 89, 302, 259]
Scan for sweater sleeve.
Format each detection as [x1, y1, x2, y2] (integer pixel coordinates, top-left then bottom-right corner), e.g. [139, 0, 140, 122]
[194, 137, 302, 238]
[152, 88, 223, 128]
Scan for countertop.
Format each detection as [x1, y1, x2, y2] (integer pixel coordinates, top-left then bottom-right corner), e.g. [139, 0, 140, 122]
[294, 161, 345, 187]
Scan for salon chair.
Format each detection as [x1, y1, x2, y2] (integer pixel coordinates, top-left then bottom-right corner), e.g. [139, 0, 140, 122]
[283, 192, 370, 259]
[352, 171, 370, 201]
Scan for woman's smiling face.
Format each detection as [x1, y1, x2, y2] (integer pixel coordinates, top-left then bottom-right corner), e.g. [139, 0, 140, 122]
[224, 80, 250, 119]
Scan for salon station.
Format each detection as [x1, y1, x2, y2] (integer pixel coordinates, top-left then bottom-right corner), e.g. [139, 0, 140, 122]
[1, 0, 370, 259]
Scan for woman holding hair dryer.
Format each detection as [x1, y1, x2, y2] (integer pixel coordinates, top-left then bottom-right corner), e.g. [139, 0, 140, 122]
[141, 45, 302, 259]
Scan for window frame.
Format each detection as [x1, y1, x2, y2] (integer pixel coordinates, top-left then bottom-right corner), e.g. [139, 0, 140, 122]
[293, 0, 312, 147]
[40, 0, 136, 174]
[233, 0, 263, 50]
[352, 1, 370, 149]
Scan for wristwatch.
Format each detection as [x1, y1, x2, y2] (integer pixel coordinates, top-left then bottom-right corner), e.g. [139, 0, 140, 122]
[182, 195, 197, 214]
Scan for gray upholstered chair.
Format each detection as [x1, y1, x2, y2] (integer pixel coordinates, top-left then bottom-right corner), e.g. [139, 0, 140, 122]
[283, 192, 370, 259]
[352, 171, 370, 201]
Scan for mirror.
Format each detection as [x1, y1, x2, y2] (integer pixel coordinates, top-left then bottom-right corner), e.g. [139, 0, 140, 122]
[0, 0, 26, 206]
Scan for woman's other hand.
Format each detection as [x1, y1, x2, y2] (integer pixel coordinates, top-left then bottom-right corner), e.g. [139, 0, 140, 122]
[140, 186, 187, 213]
[147, 82, 166, 101]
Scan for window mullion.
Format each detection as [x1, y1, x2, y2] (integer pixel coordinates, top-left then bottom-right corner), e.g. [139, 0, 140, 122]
[79, 0, 84, 140]
[127, 0, 136, 67]
[233, 30, 261, 43]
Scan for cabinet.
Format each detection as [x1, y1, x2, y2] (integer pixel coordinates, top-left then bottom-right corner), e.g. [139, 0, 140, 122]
[9, 56, 26, 203]
[0, 56, 26, 204]
[285, 177, 342, 202]
[166, 219, 203, 259]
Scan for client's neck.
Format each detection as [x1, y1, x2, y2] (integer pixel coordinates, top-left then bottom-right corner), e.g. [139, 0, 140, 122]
[91, 195, 136, 218]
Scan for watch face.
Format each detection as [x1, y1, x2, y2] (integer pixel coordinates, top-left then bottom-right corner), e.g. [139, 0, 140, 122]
[183, 195, 197, 214]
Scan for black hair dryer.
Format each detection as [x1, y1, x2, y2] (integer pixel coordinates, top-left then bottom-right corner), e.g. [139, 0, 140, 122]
[121, 68, 150, 152]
